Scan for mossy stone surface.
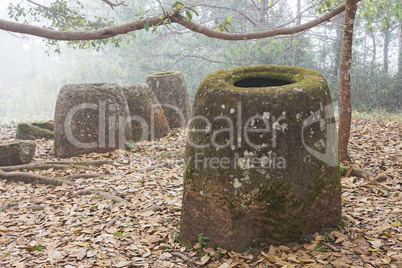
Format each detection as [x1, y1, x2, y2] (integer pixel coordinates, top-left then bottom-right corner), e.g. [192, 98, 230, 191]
[16, 123, 54, 140]
[0, 140, 36, 166]
[32, 121, 54, 131]
[146, 71, 191, 128]
[54, 83, 132, 158]
[122, 83, 170, 141]
[180, 65, 341, 252]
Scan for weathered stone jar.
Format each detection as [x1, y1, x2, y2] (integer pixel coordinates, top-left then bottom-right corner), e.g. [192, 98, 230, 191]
[146, 71, 191, 128]
[121, 83, 170, 141]
[54, 83, 132, 158]
[181, 65, 340, 251]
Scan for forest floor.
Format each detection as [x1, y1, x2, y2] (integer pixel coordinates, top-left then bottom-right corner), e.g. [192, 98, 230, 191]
[0, 119, 401, 268]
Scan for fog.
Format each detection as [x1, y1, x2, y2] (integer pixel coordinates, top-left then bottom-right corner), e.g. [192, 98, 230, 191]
[0, 1, 400, 125]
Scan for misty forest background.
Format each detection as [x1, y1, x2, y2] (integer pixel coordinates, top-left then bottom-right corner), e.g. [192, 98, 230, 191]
[0, 0, 401, 125]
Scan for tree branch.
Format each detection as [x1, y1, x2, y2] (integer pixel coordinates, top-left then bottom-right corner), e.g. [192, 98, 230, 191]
[172, 3, 347, 40]
[196, 3, 259, 26]
[101, 0, 127, 9]
[0, 16, 164, 40]
[0, 3, 348, 41]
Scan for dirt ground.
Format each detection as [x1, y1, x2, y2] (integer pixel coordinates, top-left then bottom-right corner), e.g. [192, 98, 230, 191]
[0, 119, 401, 267]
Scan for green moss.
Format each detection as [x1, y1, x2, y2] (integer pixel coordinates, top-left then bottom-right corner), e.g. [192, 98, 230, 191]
[309, 179, 326, 203]
[149, 70, 181, 76]
[183, 162, 194, 185]
[257, 183, 289, 213]
[197, 65, 329, 96]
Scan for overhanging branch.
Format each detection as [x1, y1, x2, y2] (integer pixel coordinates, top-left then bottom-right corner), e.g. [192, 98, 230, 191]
[171, 4, 347, 40]
[0, 17, 164, 40]
[0, 3, 348, 41]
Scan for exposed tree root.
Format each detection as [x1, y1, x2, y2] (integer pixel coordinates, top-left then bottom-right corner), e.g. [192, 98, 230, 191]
[0, 160, 114, 172]
[23, 205, 46, 211]
[75, 188, 127, 203]
[0, 171, 74, 186]
[0, 163, 97, 172]
[341, 165, 390, 181]
[0, 201, 19, 212]
[146, 159, 184, 171]
[46, 160, 114, 166]
[170, 252, 194, 263]
[65, 173, 105, 180]
[0, 201, 46, 212]
[0, 159, 126, 207]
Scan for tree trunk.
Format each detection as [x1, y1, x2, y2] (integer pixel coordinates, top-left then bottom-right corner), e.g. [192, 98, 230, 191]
[333, 13, 344, 77]
[0, 141, 36, 166]
[398, 23, 402, 76]
[339, 0, 358, 162]
[383, 26, 390, 74]
[257, 0, 266, 25]
[292, 0, 302, 66]
[395, 23, 402, 108]
[370, 31, 376, 67]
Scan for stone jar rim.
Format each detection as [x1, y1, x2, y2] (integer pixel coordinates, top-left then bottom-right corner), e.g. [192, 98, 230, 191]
[147, 70, 182, 77]
[198, 64, 328, 94]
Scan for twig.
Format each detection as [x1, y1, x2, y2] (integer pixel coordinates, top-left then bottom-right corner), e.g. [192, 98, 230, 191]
[101, 0, 127, 9]
[23, 205, 46, 211]
[75, 188, 127, 203]
[105, 216, 119, 228]
[157, 0, 166, 15]
[46, 160, 114, 166]
[65, 173, 105, 180]
[138, 205, 161, 212]
[323, 242, 340, 252]
[171, 252, 194, 263]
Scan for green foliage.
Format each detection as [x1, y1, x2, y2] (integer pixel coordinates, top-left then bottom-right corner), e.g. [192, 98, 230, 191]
[33, 245, 44, 251]
[7, 1, 122, 52]
[1, 0, 401, 126]
[323, 232, 334, 241]
[215, 16, 232, 32]
[172, 1, 199, 20]
[315, 244, 325, 251]
[310, 0, 343, 13]
[113, 232, 123, 237]
[360, 0, 401, 33]
[197, 233, 210, 254]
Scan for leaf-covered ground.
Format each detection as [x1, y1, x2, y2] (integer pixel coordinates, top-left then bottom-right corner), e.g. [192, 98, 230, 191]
[0, 119, 401, 268]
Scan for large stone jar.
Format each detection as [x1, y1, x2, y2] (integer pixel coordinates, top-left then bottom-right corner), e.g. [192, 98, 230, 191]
[54, 83, 132, 158]
[181, 65, 340, 251]
[121, 83, 170, 141]
[146, 71, 191, 128]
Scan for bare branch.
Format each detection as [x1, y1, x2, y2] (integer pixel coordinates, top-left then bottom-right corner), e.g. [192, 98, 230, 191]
[196, 3, 259, 26]
[101, 0, 127, 9]
[27, 0, 51, 11]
